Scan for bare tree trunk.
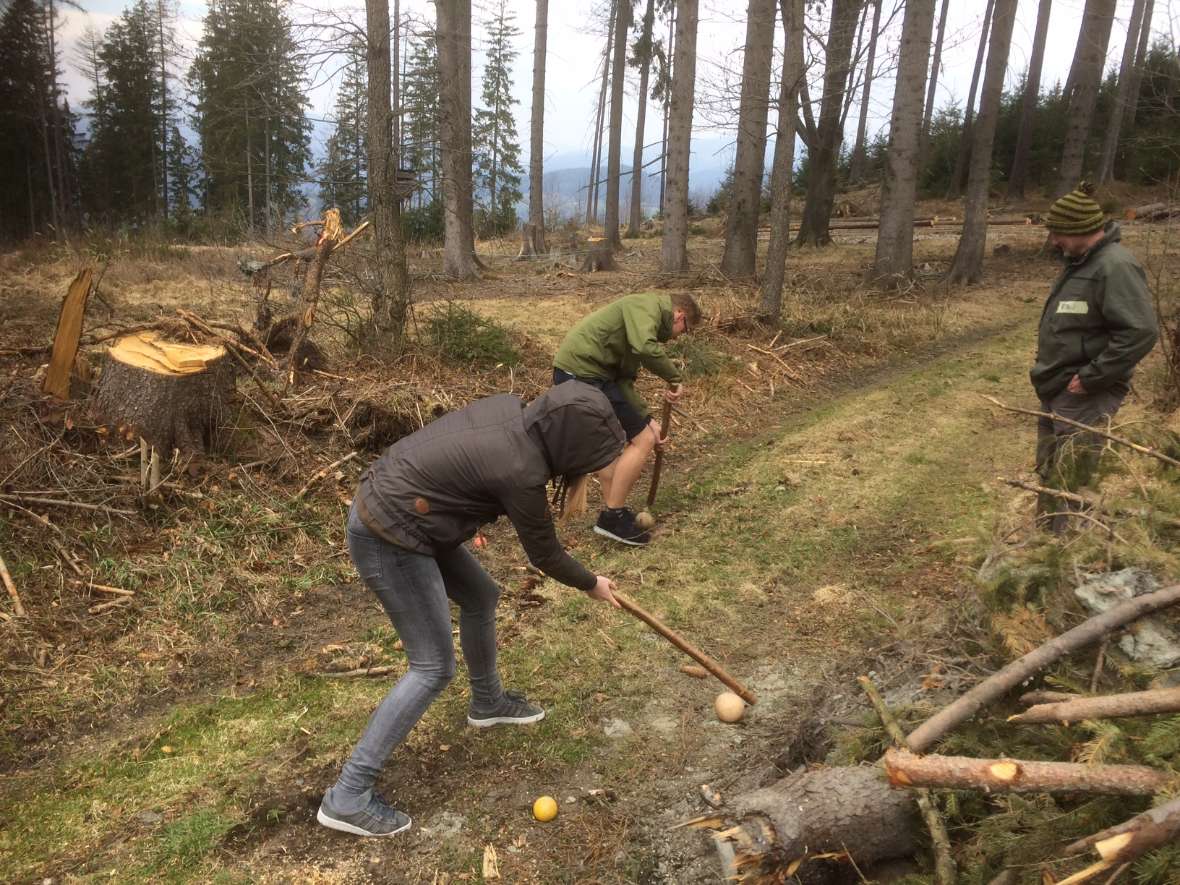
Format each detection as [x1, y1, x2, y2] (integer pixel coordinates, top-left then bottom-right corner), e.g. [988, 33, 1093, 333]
[840, 3, 870, 133]
[528, 0, 548, 252]
[795, 0, 860, 247]
[847, 0, 883, 183]
[919, 0, 950, 164]
[946, 0, 1017, 285]
[871, 0, 935, 284]
[758, 0, 803, 321]
[720, 0, 776, 277]
[1097, 0, 1148, 183]
[948, 0, 996, 199]
[627, 0, 656, 238]
[1055, 0, 1117, 197]
[586, 1, 616, 225]
[659, 0, 698, 273]
[659, 4, 674, 214]
[437, 0, 479, 279]
[157, 0, 169, 219]
[1123, 0, 1154, 131]
[367, 0, 412, 335]
[1007, 0, 1052, 199]
[603, 0, 632, 249]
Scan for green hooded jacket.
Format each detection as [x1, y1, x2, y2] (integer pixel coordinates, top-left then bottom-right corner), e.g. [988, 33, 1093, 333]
[553, 292, 683, 418]
[1030, 222, 1158, 400]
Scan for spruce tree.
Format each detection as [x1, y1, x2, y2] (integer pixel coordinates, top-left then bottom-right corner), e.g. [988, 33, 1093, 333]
[318, 37, 368, 225]
[401, 31, 441, 210]
[167, 125, 198, 224]
[190, 0, 311, 231]
[472, 0, 523, 237]
[0, 0, 71, 239]
[84, 0, 164, 223]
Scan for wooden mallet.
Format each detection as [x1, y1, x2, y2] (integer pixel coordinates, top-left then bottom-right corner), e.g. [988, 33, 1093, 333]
[646, 387, 675, 508]
[614, 590, 757, 705]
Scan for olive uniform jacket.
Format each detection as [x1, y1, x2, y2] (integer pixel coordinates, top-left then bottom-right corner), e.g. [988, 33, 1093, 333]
[1031, 222, 1158, 401]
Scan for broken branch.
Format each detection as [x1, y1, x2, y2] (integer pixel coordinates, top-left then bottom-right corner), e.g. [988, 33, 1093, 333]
[293, 451, 359, 501]
[858, 676, 956, 885]
[0, 552, 27, 617]
[884, 748, 1171, 795]
[1064, 795, 1180, 858]
[905, 583, 1180, 752]
[983, 396, 1180, 469]
[1009, 687, 1180, 725]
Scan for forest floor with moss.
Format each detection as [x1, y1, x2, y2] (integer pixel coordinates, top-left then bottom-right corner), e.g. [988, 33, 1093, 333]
[2, 216, 1180, 883]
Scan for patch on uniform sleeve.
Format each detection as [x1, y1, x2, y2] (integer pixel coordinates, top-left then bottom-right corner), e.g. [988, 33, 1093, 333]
[1057, 300, 1089, 315]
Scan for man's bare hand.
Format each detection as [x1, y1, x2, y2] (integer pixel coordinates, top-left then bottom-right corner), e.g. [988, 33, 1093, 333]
[587, 575, 620, 607]
[664, 383, 685, 403]
[648, 418, 668, 447]
[1067, 375, 1088, 395]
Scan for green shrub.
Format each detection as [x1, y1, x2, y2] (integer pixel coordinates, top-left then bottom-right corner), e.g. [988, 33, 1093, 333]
[668, 336, 726, 377]
[424, 302, 521, 367]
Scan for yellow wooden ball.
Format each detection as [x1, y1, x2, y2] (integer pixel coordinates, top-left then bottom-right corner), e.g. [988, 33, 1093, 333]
[532, 795, 558, 822]
[714, 691, 746, 723]
[635, 511, 656, 530]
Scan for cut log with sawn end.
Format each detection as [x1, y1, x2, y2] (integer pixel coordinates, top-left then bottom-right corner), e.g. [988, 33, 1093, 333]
[92, 331, 235, 456]
[703, 764, 920, 881]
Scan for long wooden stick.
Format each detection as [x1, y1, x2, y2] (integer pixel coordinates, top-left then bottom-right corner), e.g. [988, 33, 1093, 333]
[983, 395, 1180, 469]
[884, 748, 1170, 795]
[858, 677, 956, 885]
[1001, 477, 1180, 528]
[0, 552, 26, 617]
[646, 390, 675, 508]
[905, 583, 1180, 752]
[0, 495, 136, 517]
[613, 591, 756, 704]
[1009, 687, 1180, 725]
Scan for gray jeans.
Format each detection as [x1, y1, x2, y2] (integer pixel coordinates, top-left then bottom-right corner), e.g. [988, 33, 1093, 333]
[1035, 385, 1125, 528]
[326, 505, 502, 813]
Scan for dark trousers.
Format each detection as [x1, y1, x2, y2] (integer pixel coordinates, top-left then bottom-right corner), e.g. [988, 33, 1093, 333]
[1035, 386, 1125, 530]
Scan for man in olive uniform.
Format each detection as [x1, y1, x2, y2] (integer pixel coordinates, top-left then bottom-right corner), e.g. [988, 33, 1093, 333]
[1032, 182, 1158, 531]
[553, 291, 701, 545]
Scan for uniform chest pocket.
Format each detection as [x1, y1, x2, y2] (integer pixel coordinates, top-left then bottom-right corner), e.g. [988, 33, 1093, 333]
[1051, 279, 1099, 330]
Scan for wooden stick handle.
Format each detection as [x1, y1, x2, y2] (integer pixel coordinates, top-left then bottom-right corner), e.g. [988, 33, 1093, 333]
[646, 391, 675, 508]
[614, 591, 756, 704]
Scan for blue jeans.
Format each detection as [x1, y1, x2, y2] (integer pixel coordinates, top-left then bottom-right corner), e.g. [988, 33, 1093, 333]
[326, 505, 502, 813]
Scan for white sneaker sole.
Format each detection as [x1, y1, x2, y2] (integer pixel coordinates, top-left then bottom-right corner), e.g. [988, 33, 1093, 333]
[467, 709, 546, 728]
[317, 806, 412, 837]
[593, 525, 649, 546]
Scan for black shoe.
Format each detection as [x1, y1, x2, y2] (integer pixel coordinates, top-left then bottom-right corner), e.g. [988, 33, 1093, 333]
[594, 507, 651, 546]
[468, 689, 546, 727]
[317, 793, 412, 837]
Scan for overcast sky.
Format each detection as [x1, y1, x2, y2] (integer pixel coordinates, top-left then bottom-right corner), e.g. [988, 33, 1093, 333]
[60, 0, 1175, 170]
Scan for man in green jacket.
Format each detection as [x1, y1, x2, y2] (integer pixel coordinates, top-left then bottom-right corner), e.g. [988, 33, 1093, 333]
[553, 291, 701, 545]
[1032, 182, 1158, 531]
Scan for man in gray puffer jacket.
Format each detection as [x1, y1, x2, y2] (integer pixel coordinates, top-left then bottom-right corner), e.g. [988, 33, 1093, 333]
[1032, 183, 1158, 530]
[318, 382, 625, 837]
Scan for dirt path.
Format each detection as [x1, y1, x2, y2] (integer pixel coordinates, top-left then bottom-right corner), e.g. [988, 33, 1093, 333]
[1, 297, 1061, 883]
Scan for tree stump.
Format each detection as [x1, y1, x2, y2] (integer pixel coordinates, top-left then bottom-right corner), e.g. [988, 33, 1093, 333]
[92, 332, 234, 456]
[579, 236, 617, 272]
[707, 765, 919, 879]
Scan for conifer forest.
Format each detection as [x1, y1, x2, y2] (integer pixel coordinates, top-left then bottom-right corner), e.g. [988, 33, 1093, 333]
[4, 0, 1180, 882]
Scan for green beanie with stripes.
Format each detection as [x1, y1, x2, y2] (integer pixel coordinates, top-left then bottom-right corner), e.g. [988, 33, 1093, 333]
[1045, 181, 1105, 234]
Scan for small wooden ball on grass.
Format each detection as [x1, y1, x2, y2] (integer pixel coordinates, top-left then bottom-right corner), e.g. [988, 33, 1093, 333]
[635, 511, 656, 530]
[714, 691, 746, 723]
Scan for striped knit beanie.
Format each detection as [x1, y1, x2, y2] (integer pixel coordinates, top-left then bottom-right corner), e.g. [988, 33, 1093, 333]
[1045, 181, 1105, 234]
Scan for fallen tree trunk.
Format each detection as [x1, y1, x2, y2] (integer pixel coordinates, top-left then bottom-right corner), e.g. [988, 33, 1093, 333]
[905, 583, 1180, 752]
[1125, 201, 1166, 220]
[703, 765, 920, 878]
[1009, 687, 1180, 725]
[884, 748, 1170, 795]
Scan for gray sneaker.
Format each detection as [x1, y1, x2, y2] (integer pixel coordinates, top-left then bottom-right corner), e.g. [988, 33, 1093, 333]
[468, 690, 546, 727]
[317, 794, 412, 837]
